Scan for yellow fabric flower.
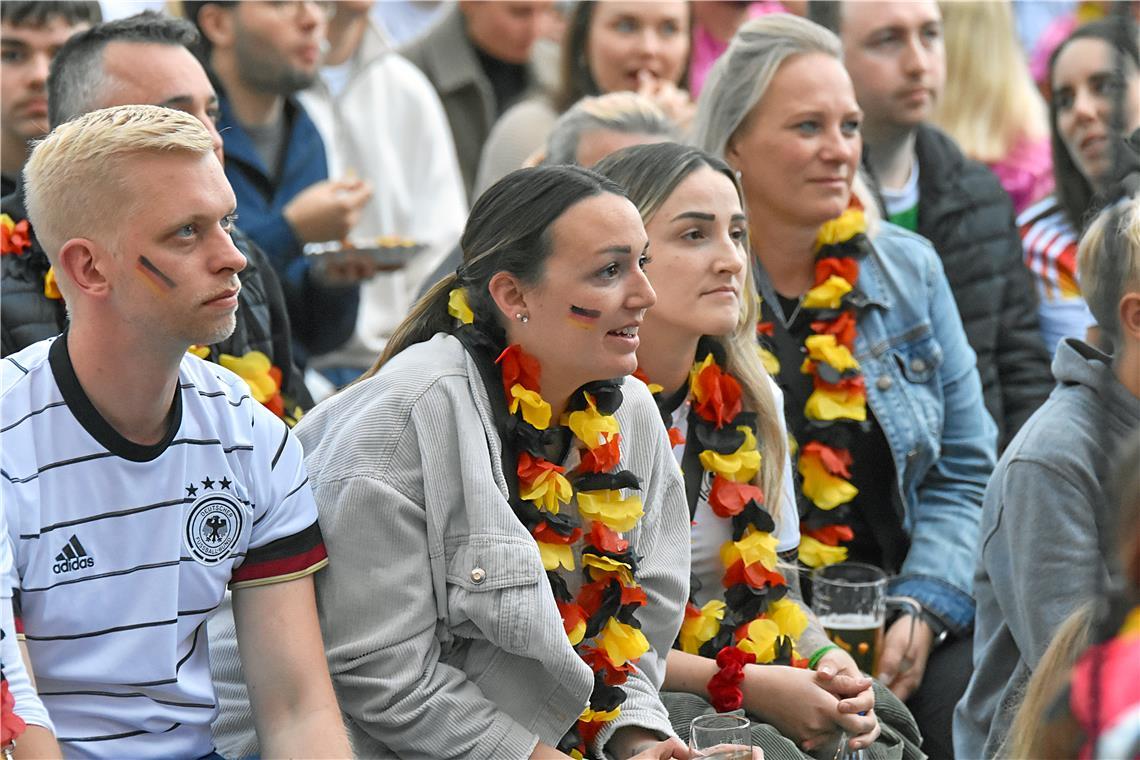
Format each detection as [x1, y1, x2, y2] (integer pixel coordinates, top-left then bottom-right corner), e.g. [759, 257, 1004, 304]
[798, 452, 859, 509]
[815, 208, 866, 248]
[187, 345, 210, 359]
[699, 425, 761, 483]
[447, 287, 474, 324]
[43, 266, 62, 300]
[520, 469, 572, 513]
[804, 386, 868, 423]
[220, 350, 279, 403]
[577, 490, 643, 532]
[509, 384, 552, 430]
[804, 335, 860, 373]
[799, 535, 849, 568]
[570, 750, 586, 760]
[737, 618, 780, 663]
[768, 598, 809, 640]
[598, 618, 650, 666]
[537, 541, 575, 572]
[802, 275, 853, 310]
[567, 617, 587, 646]
[758, 345, 780, 375]
[688, 353, 716, 404]
[679, 600, 726, 654]
[583, 553, 635, 586]
[720, 528, 779, 572]
[565, 396, 620, 446]
[580, 706, 622, 724]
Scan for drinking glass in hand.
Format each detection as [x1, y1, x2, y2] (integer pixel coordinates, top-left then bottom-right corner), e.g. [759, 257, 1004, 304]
[689, 714, 752, 759]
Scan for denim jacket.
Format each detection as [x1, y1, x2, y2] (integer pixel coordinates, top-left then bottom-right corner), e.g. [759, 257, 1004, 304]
[758, 223, 996, 634]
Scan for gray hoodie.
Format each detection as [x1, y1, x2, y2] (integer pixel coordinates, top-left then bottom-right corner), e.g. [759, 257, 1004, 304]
[954, 338, 1140, 758]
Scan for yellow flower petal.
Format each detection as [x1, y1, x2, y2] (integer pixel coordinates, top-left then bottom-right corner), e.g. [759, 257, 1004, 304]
[577, 490, 643, 532]
[565, 396, 619, 446]
[798, 535, 848, 568]
[509, 384, 552, 430]
[737, 618, 780, 663]
[688, 353, 716, 404]
[804, 386, 868, 423]
[43, 266, 62, 300]
[567, 618, 587, 646]
[0, 214, 13, 233]
[768, 597, 809, 640]
[699, 425, 761, 483]
[679, 599, 726, 654]
[447, 287, 474, 324]
[583, 553, 636, 586]
[798, 453, 859, 509]
[802, 275, 852, 310]
[187, 345, 210, 359]
[520, 469, 573, 513]
[805, 335, 860, 373]
[219, 351, 279, 403]
[598, 618, 650, 666]
[815, 208, 866, 248]
[758, 345, 781, 375]
[537, 541, 575, 572]
[580, 706, 622, 723]
[720, 528, 779, 572]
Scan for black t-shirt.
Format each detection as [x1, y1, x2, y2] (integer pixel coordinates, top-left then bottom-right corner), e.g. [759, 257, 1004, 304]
[475, 46, 529, 117]
[767, 293, 909, 574]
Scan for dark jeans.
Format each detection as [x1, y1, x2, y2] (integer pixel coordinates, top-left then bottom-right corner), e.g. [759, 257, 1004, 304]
[907, 633, 973, 760]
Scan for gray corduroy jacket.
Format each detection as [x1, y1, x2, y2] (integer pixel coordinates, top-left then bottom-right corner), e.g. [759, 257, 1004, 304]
[296, 333, 689, 758]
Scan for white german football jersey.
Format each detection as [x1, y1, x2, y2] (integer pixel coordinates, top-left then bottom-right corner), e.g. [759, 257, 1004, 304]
[2, 335, 328, 759]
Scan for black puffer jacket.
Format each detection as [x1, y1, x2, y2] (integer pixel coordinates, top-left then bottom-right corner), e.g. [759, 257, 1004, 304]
[1, 183, 314, 415]
[892, 125, 1052, 450]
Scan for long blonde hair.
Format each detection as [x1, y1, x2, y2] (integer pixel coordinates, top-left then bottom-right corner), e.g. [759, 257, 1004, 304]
[593, 142, 785, 529]
[933, 1, 1048, 164]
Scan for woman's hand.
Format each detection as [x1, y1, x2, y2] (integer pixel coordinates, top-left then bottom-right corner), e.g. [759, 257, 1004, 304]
[813, 646, 878, 748]
[608, 729, 690, 759]
[741, 664, 878, 752]
[877, 616, 935, 701]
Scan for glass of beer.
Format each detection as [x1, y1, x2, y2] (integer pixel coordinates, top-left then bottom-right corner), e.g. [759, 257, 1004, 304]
[810, 562, 921, 676]
[689, 714, 752, 759]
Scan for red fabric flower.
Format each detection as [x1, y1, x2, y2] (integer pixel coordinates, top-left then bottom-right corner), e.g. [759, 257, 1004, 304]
[1, 678, 26, 746]
[708, 475, 765, 518]
[723, 559, 785, 590]
[577, 578, 610, 618]
[811, 311, 857, 349]
[814, 257, 859, 287]
[805, 524, 855, 546]
[708, 645, 757, 712]
[0, 218, 31, 256]
[557, 599, 587, 635]
[496, 344, 542, 399]
[620, 584, 648, 607]
[534, 521, 582, 545]
[693, 363, 743, 428]
[801, 442, 853, 478]
[578, 717, 605, 749]
[667, 427, 686, 447]
[579, 433, 621, 473]
[588, 522, 628, 554]
[756, 321, 775, 337]
[582, 645, 636, 686]
[813, 373, 866, 396]
[518, 451, 566, 486]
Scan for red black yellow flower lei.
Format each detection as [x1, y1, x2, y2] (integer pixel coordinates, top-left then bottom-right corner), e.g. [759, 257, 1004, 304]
[638, 341, 808, 713]
[757, 204, 869, 570]
[451, 288, 650, 758]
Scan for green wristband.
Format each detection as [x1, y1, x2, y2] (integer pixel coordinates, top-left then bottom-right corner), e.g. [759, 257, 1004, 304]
[808, 644, 840, 669]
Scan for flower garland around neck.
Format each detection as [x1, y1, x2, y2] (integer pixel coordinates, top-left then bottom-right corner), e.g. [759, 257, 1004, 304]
[637, 340, 808, 713]
[757, 202, 869, 571]
[450, 287, 650, 758]
[1, 213, 61, 300]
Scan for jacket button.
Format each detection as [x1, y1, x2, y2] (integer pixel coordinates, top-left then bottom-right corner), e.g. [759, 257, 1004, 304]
[470, 567, 486, 584]
[876, 375, 893, 390]
[910, 358, 927, 373]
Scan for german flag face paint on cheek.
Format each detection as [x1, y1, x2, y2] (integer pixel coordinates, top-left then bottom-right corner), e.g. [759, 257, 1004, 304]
[568, 304, 602, 329]
[136, 255, 177, 292]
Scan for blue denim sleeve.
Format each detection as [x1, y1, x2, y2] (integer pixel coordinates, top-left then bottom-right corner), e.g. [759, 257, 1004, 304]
[894, 253, 998, 635]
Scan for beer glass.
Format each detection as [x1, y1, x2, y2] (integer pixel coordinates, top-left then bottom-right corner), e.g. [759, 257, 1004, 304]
[689, 714, 752, 759]
[809, 562, 921, 676]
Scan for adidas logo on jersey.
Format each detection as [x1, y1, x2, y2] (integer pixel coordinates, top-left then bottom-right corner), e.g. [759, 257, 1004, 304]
[52, 535, 95, 574]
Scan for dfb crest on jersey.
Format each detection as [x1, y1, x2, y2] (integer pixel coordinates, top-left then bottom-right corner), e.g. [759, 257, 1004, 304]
[184, 476, 244, 565]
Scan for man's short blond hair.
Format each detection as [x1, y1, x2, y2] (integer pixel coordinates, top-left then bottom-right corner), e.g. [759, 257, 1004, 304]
[1078, 193, 1140, 346]
[23, 104, 215, 260]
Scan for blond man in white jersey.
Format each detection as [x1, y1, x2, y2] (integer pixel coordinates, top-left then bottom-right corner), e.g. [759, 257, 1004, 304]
[2, 105, 350, 759]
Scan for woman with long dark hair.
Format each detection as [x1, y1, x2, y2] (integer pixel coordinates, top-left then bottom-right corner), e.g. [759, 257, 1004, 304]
[291, 165, 694, 759]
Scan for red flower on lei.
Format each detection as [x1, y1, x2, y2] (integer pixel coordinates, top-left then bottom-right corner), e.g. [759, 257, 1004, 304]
[0, 214, 31, 256]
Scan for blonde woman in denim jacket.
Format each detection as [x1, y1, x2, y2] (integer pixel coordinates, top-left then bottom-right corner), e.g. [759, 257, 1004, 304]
[693, 15, 997, 759]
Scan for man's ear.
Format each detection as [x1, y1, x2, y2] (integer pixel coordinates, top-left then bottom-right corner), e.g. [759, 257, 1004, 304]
[1119, 290, 1140, 342]
[57, 238, 110, 300]
[487, 271, 529, 324]
[196, 3, 236, 51]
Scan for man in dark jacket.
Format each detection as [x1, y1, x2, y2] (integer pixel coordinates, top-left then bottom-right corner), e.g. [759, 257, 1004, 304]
[1, 12, 313, 418]
[811, 0, 1053, 452]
